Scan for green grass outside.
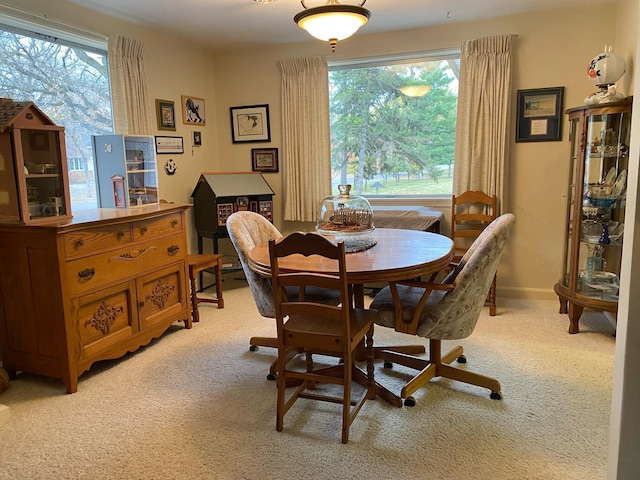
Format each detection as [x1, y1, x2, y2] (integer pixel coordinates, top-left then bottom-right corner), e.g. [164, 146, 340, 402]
[332, 175, 453, 196]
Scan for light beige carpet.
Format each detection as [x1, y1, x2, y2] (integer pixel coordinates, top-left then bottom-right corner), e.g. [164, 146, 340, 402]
[0, 281, 615, 480]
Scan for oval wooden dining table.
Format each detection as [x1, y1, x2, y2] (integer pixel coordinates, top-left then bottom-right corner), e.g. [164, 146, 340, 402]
[247, 228, 454, 407]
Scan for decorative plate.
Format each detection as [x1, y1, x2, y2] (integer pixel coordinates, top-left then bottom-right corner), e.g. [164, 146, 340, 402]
[604, 167, 616, 185]
[612, 169, 627, 196]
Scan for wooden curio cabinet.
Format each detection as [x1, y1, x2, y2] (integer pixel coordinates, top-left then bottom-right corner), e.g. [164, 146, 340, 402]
[0, 98, 72, 224]
[554, 97, 632, 333]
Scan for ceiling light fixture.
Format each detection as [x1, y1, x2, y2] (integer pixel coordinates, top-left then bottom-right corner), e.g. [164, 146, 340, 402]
[294, 0, 371, 53]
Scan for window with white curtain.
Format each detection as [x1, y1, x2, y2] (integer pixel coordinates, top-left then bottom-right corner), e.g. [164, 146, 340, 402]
[329, 51, 460, 198]
[0, 11, 113, 210]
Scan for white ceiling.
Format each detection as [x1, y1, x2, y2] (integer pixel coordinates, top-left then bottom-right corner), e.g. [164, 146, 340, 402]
[64, 0, 613, 50]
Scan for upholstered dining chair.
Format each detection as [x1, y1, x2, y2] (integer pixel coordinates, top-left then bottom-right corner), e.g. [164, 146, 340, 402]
[451, 191, 498, 315]
[226, 211, 340, 379]
[269, 232, 377, 444]
[370, 213, 515, 406]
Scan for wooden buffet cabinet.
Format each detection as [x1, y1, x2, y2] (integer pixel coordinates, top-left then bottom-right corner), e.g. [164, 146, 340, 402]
[0, 203, 191, 393]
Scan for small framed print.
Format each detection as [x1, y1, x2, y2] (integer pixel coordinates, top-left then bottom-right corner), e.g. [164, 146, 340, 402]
[230, 104, 271, 143]
[193, 131, 202, 147]
[155, 136, 184, 154]
[155, 99, 176, 131]
[516, 87, 564, 142]
[181, 95, 206, 125]
[251, 147, 278, 173]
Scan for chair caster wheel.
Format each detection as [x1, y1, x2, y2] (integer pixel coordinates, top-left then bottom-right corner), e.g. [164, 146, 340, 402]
[249, 345, 258, 352]
[457, 355, 467, 364]
[404, 396, 416, 407]
[383, 361, 393, 369]
[490, 391, 502, 400]
[267, 373, 277, 381]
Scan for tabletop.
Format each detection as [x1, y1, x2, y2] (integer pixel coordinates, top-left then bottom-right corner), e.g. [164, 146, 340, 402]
[247, 228, 454, 285]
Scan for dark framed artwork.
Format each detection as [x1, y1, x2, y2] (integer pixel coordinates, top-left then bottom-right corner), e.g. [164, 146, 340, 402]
[251, 147, 278, 172]
[155, 99, 176, 131]
[193, 131, 202, 147]
[155, 136, 184, 154]
[230, 104, 271, 143]
[29, 131, 50, 150]
[516, 87, 564, 142]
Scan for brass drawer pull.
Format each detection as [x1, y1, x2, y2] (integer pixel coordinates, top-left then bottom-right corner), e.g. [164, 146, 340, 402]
[167, 245, 180, 256]
[78, 268, 95, 281]
[140, 227, 148, 235]
[75, 239, 85, 247]
[171, 219, 178, 227]
[117, 231, 126, 239]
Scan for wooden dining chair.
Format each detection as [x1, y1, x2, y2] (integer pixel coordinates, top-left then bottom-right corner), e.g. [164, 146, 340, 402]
[451, 191, 498, 315]
[269, 232, 377, 443]
[371, 214, 515, 406]
[226, 212, 340, 379]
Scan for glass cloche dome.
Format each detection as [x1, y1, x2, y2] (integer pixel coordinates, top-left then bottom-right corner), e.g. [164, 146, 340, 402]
[316, 185, 376, 252]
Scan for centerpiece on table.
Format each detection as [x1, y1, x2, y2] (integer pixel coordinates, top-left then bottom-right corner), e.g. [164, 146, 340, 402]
[316, 184, 377, 252]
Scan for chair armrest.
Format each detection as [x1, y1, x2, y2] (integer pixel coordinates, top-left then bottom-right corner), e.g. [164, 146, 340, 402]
[388, 280, 454, 334]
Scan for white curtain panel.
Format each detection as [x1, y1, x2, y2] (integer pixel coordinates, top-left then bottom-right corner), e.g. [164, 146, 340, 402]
[453, 35, 515, 213]
[278, 57, 332, 222]
[108, 35, 152, 135]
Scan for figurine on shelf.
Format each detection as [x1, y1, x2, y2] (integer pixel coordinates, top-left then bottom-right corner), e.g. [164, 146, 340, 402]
[585, 84, 625, 105]
[599, 223, 611, 245]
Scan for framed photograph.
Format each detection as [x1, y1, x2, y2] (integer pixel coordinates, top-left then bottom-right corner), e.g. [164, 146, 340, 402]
[516, 87, 564, 142]
[155, 99, 176, 131]
[29, 131, 50, 150]
[192, 131, 202, 147]
[230, 104, 271, 143]
[155, 136, 184, 154]
[251, 147, 278, 172]
[181, 95, 206, 125]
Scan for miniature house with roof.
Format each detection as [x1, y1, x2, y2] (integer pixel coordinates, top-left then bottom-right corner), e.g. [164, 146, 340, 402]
[0, 98, 71, 224]
[191, 172, 274, 253]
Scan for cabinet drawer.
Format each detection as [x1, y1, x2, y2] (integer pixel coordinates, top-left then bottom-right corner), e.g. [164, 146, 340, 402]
[64, 225, 132, 259]
[65, 234, 186, 297]
[133, 212, 183, 242]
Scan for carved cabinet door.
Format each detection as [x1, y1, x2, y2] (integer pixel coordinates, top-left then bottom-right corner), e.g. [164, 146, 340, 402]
[136, 263, 188, 330]
[74, 280, 137, 360]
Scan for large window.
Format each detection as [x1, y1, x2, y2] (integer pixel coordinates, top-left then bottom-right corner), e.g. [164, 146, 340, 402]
[329, 52, 459, 197]
[0, 22, 113, 210]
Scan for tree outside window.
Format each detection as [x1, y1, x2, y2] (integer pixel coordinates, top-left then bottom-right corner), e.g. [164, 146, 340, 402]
[0, 27, 113, 210]
[329, 56, 459, 197]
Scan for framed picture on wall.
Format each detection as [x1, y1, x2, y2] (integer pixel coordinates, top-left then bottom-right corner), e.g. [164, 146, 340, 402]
[516, 87, 564, 142]
[181, 95, 206, 125]
[155, 99, 176, 131]
[251, 147, 278, 172]
[230, 104, 271, 143]
[155, 136, 184, 154]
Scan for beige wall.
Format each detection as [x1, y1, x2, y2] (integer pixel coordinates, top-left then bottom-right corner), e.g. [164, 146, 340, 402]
[3, 0, 220, 253]
[4, 0, 636, 300]
[212, 5, 632, 299]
